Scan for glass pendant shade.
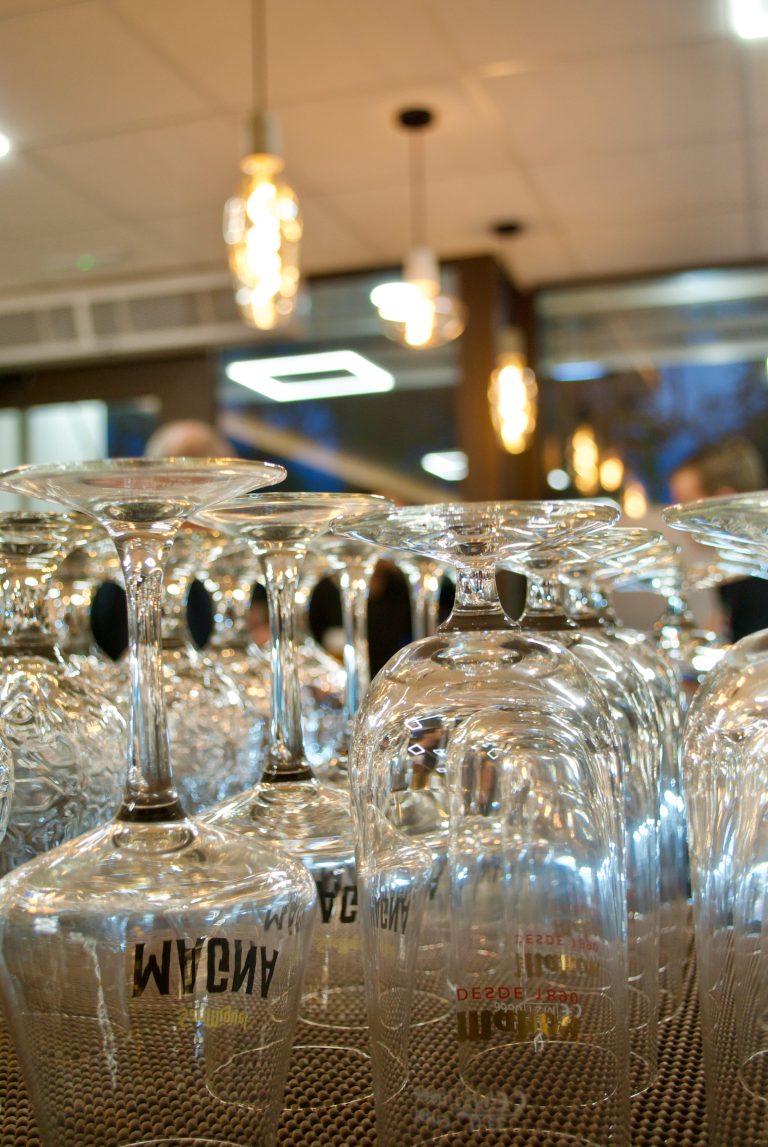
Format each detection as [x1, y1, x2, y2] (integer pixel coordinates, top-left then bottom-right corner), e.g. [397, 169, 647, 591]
[371, 246, 465, 349]
[224, 115, 302, 332]
[488, 352, 537, 455]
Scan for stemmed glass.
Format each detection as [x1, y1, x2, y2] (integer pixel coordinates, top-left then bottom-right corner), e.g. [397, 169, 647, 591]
[310, 528, 389, 786]
[665, 492, 768, 1145]
[158, 527, 263, 812]
[646, 550, 753, 686]
[504, 524, 663, 1095]
[199, 492, 386, 1125]
[561, 535, 689, 1025]
[0, 511, 124, 873]
[340, 500, 631, 1146]
[395, 552, 447, 639]
[0, 459, 316, 1147]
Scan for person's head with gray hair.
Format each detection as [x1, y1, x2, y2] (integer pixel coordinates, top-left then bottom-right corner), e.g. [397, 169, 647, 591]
[669, 436, 766, 504]
[144, 420, 234, 459]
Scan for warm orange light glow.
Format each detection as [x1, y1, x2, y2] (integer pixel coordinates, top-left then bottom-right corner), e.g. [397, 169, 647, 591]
[488, 353, 538, 454]
[224, 156, 302, 330]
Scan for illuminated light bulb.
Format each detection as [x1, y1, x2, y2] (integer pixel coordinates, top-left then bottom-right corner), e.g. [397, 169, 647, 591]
[370, 261, 466, 350]
[0, 132, 10, 159]
[224, 112, 303, 331]
[488, 351, 538, 455]
[569, 423, 600, 495]
[623, 481, 648, 520]
[599, 455, 624, 492]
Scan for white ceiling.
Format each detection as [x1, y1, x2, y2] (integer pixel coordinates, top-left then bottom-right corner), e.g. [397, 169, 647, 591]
[0, 0, 760, 301]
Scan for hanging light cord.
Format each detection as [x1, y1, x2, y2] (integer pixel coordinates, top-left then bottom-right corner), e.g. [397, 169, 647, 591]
[252, 0, 267, 112]
[408, 129, 427, 250]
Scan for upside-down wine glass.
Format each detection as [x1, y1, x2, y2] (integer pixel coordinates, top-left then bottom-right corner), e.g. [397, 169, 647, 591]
[562, 536, 689, 1025]
[340, 500, 631, 1146]
[158, 527, 263, 812]
[0, 511, 124, 873]
[505, 524, 662, 1096]
[665, 492, 768, 1146]
[310, 528, 391, 786]
[395, 552, 446, 640]
[200, 492, 386, 1129]
[0, 458, 317, 1147]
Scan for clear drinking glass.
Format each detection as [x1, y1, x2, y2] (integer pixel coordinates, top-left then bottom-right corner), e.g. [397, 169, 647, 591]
[562, 539, 689, 1025]
[159, 528, 263, 812]
[0, 458, 316, 1147]
[394, 553, 446, 640]
[665, 492, 768, 1145]
[310, 529, 388, 787]
[0, 511, 124, 872]
[199, 492, 386, 1126]
[505, 524, 662, 1096]
[340, 500, 631, 1146]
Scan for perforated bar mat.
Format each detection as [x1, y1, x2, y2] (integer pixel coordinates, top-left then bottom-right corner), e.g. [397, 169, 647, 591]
[0, 955, 706, 1145]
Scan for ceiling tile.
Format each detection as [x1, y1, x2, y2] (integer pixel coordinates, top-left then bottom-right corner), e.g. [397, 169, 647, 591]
[427, 0, 726, 71]
[532, 140, 746, 222]
[482, 41, 741, 165]
[566, 209, 750, 276]
[112, 0, 456, 110]
[500, 229, 579, 287]
[0, 219, 183, 295]
[42, 116, 242, 219]
[0, 3, 205, 144]
[281, 81, 512, 196]
[0, 151, 113, 234]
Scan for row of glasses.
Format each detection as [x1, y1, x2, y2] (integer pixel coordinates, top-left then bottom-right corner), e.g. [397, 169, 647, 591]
[341, 499, 633, 1145]
[559, 532, 689, 1022]
[505, 525, 665, 1095]
[0, 459, 320, 1147]
[664, 492, 768, 1146]
[200, 492, 387, 1124]
[0, 473, 706, 1146]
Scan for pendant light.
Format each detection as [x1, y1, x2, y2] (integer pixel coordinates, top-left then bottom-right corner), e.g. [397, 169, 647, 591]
[370, 108, 465, 349]
[223, 0, 302, 330]
[487, 221, 538, 454]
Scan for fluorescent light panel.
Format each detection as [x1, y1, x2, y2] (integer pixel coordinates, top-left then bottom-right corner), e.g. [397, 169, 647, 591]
[226, 350, 395, 402]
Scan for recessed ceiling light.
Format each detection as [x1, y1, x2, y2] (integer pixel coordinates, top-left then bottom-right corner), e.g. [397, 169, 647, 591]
[226, 350, 395, 402]
[420, 450, 468, 482]
[729, 0, 768, 38]
[0, 132, 12, 159]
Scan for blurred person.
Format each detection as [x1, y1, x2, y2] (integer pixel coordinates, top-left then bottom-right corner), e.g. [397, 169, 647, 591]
[669, 436, 768, 641]
[144, 419, 233, 458]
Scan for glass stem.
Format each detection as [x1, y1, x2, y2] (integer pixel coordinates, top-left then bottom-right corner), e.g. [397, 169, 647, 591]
[520, 571, 572, 632]
[162, 565, 192, 651]
[338, 561, 373, 725]
[261, 550, 313, 783]
[407, 564, 442, 641]
[440, 564, 511, 632]
[115, 534, 183, 822]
